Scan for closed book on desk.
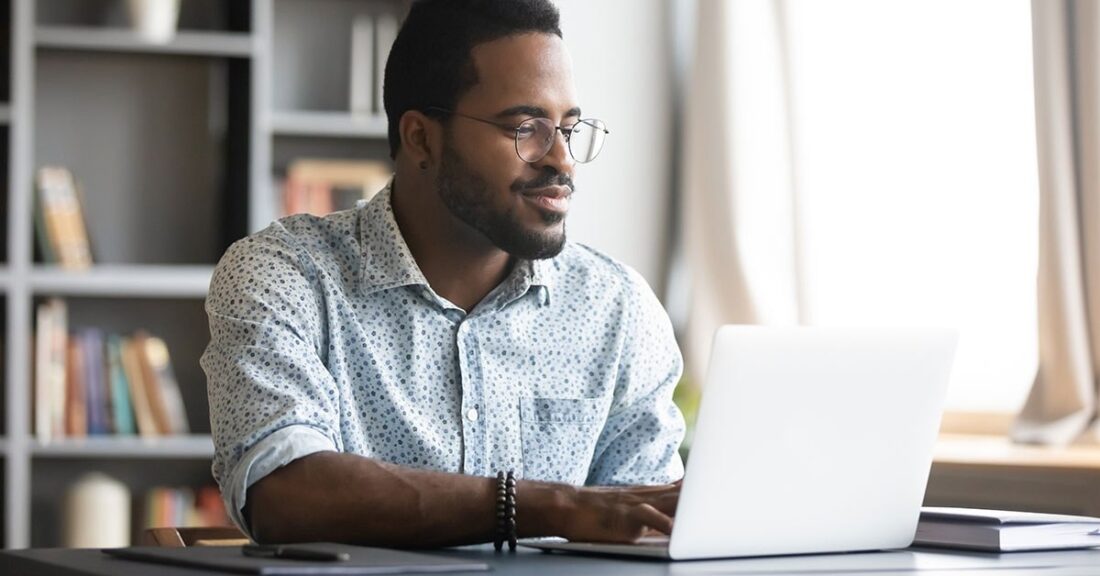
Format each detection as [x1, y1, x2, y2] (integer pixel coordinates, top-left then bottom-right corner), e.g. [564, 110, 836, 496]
[102, 544, 490, 575]
[915, 507, 1100, 552]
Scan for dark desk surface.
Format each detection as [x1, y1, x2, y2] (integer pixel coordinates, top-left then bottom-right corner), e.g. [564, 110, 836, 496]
[3, 544, 1100, 576]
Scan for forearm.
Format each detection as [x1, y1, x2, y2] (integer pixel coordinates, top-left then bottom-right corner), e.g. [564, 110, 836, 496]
[247, 452, 569, 547]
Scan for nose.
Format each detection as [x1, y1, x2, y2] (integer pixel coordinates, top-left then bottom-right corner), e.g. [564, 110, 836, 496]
[532, 127, 575, 176]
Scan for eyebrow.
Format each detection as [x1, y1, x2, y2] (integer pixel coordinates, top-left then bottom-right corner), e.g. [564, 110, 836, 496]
[495, 105, 583, 119]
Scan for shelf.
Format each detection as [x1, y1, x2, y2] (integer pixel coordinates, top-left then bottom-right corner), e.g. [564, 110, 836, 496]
[36, 26, 254, 58]
[271, 111, 388, 139]
[31, 435, 214, 459]
[935, 433, 1100, 471]
[30, 265, 214, 298]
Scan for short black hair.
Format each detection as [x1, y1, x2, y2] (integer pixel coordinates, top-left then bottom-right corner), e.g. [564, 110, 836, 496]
[382, 0, 563, 159]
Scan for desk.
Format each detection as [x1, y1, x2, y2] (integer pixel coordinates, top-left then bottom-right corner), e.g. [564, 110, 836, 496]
[929, 434, 1100, 516]
[3, 545, 1100, 576]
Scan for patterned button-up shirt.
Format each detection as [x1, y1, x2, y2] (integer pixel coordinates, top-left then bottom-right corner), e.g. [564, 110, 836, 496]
[201, 182, 685, 535]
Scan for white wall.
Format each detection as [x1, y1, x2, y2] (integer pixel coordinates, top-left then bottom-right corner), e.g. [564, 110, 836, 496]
[554, 0, 673, 292]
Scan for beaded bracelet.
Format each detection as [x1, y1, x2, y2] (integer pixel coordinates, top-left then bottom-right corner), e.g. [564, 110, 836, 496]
[494, 470, 517, 551]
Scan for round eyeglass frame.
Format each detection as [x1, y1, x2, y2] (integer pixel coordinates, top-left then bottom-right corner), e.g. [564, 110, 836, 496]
[424, 106, 609, 164]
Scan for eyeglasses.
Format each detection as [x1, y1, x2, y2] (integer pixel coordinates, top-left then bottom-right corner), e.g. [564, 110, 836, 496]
[424, 106, 609, 164]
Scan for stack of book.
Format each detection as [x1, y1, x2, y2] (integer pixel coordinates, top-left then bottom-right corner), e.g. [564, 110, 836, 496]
[916, 507, 1100, 552]
[35, 166, 94, 269]
[34, 298, 189, 441]
[281, 159, 390, 217]
[144, 485, 230, 531]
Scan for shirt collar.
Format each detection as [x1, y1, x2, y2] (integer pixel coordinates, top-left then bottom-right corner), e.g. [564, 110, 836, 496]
[358, 181, 430, 295]
[495, 257, 554, 309]
[358, 179, 555, 308]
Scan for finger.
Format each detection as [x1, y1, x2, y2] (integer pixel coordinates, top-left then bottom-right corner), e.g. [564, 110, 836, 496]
[648, 491, 679, 516]
[624, 482, 681, 495]
[629, 503, 674, 537]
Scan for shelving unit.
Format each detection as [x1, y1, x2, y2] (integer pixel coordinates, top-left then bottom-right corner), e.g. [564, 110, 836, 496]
[0, 0, 406, 548]
[29, 265, 215, 297]
[35, 26, 254, 57]
[270, 110, 388, 139]
[31, 435, 214, 459]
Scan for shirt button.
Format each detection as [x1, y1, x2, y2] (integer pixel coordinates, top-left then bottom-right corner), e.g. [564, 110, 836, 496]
[466, 408, 479, 422]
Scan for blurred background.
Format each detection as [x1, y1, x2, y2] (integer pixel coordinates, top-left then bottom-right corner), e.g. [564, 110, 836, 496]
[0, 0, 1097, 550]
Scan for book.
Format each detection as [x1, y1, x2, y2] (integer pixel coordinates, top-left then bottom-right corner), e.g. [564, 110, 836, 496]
[131, 331, 172, 435]
[282, 169, 333, 217]
[142, 486, 228, 533]
[48, 299, 69, 439]
[349, 14, 374, 115]
[374, 11, 399, 115]
[34, 301, 55, 441]
[121, 336, 158, 437]
[33, 182, 57, 264]
[139, 333, 189, 435]
[107, 335, 137, 435]
[915, 507, 1100, 552]
[282, 159, 390, 217]
[79, 329, 111, 435]
[64, 338, 87, 437]
[195, 485, 231, 527]
[36, 166, 93, 269]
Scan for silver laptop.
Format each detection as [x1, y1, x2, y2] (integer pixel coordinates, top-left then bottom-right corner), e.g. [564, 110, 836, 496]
[522, 325, 957, 560]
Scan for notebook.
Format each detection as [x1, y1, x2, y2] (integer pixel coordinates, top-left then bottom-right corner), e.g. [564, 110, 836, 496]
[101, 544, 490, 575]
[915, 507, 1100, 552]
[522, 325, 958, 560]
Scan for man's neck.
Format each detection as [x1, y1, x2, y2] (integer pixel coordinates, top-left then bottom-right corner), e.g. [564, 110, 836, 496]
[390, 175, 514, 312]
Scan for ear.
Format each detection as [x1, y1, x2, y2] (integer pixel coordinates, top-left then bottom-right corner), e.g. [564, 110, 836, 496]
[398, 110, 443, 169]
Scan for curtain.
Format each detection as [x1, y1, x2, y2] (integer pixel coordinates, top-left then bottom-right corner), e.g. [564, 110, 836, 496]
[1013, 0, 1100, 445]
[680, 0, 804, 380]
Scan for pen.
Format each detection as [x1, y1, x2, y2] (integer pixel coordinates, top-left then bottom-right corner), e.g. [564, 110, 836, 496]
[242, 544, 350, 562]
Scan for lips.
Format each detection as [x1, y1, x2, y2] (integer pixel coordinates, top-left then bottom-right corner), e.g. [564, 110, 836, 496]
[522, 185, 572, 214]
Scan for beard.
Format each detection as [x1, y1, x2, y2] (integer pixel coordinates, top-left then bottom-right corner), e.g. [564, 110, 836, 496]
[436, 140, 570, 260]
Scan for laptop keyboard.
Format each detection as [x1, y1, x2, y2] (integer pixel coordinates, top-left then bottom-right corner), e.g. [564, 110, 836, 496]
[635, 536, 671, 546]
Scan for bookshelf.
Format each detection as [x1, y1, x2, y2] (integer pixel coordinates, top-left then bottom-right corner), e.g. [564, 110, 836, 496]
[1, 0, 406, 548]
[270, 111, 388, 139]
[35, 26, 255, 57]
[31, 435, 214, 459]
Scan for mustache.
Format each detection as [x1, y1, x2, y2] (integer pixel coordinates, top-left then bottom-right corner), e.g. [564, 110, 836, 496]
[512, 169, 575, 194]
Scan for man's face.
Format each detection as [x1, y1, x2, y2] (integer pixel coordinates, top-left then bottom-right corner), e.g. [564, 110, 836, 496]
[435, 32, 580, 260]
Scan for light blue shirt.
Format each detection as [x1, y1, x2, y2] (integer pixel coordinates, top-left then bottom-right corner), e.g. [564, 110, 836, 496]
[201, 182, 685, 535]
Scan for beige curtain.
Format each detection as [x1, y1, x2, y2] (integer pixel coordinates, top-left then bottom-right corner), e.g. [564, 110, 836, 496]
[1013, 0, 1100, 445]
[680, 0, 803, 380]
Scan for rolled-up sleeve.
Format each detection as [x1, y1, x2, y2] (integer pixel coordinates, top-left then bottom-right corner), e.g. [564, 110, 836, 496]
[200, 228, 343, 536]
[586, 268, 686, 486]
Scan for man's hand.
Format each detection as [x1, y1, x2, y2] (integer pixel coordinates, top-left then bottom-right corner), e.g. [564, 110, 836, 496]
[521, 480, 681, 544]
[248, 452, 681, 547]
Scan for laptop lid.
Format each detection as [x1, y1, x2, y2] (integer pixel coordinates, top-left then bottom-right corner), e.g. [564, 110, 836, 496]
[669, 325, 957, 560]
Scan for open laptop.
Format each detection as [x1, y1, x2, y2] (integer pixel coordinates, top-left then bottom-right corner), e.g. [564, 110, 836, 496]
[522, 325, 958, 560]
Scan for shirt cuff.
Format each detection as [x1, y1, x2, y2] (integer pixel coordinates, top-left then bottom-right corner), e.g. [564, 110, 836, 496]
[224, 425, 337, 539]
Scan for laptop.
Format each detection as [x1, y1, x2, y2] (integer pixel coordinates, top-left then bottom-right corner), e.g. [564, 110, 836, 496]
[522, 325, 958, 560]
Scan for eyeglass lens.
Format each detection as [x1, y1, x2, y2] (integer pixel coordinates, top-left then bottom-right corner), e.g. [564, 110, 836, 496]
[516, 118, 607, 164]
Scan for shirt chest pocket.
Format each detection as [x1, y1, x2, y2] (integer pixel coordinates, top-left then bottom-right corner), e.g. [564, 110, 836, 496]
[519, 397, 608, 485]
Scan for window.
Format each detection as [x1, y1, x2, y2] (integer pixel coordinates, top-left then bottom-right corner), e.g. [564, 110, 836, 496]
[788, 0, 1039, 412]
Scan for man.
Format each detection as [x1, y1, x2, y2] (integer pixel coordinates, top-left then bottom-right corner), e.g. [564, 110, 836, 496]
[202, 0, 684, 547]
